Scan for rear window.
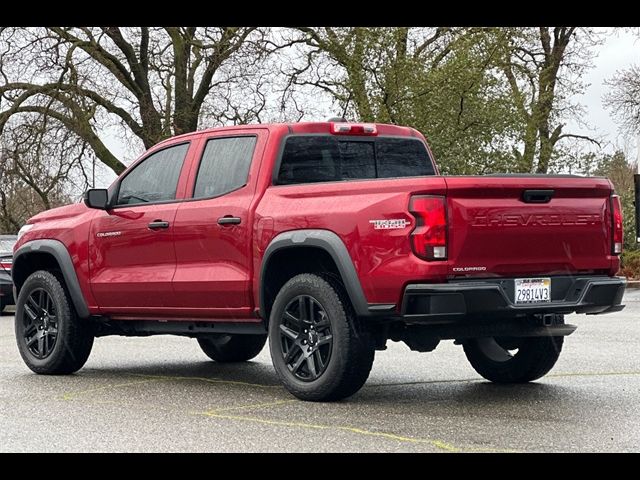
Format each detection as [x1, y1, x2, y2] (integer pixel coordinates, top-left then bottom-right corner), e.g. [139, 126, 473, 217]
[276, 136, 435, 185]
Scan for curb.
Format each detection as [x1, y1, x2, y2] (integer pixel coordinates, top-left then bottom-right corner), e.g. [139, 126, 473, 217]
[626, 280, 640, 289]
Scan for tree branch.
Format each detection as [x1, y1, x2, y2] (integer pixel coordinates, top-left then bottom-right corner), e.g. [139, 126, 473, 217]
[556, 133, 601, 147]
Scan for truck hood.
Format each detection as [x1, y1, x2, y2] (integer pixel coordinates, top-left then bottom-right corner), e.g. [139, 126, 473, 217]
[28, 202, 89, 224]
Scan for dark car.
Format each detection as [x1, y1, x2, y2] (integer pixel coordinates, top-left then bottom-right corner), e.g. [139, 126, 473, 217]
[0, 235, 17, 312]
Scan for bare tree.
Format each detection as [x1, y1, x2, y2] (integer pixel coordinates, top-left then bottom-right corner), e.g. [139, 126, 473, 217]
[0, 114, 88, 233]
[604, 64, 640, 134]
[280, 27, 523, 174]
[498, 27, 603, 173]
[281, 27, 459, 122]
[0, 27, 269, 174]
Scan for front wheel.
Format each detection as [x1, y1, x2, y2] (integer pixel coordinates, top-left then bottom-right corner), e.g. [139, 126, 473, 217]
[463, 330, 564, 384]
[15, 270, 94, 374]
[269, 273, 375, 402]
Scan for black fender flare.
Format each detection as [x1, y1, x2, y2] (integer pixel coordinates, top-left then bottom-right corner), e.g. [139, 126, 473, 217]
[12, 239, 90, 319]
[259, 229, 369, 319]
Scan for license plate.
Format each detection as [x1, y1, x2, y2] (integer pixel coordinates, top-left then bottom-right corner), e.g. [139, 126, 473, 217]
[515, 278, 551, 304]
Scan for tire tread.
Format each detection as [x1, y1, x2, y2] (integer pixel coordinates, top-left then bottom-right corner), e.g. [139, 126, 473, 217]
[16, 270, 93, 375]
[269, 273, 374, 402]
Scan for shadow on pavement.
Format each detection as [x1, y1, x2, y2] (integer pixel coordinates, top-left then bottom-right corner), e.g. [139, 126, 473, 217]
[66, 358, 580, 411]
[80, 360, 282, 387]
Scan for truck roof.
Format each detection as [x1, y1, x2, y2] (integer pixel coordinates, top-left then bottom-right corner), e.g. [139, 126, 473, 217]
[155, 122, 423, 148]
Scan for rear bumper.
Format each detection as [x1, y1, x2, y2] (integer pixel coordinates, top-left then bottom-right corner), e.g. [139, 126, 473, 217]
[400, 275, 626, 322]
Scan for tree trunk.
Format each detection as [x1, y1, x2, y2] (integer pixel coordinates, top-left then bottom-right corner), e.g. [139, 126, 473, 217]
[345, 29, 375, 122]
[537, 124, 553, 173]
[521, 120, 538, 172]
[139, 95, 165, 148]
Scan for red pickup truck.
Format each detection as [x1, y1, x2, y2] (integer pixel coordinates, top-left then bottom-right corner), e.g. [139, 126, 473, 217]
[11, 121, 626, 401]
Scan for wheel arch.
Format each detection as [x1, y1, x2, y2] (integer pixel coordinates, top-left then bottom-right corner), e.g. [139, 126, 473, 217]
[12, 239, 90, 319]
[259, 229, 369, 321]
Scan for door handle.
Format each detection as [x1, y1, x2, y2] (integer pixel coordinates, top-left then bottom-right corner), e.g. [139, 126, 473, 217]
[148, 220, 170, 229]
[522, 189, 554, 203]
[218, 216, 241, 226]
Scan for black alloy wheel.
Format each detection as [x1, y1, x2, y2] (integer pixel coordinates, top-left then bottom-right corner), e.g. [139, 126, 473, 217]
[22, 288, 58, 359]
[268, 273, 375, 401]
[15, 270, 94, 374]
[278, 295, 333, 381]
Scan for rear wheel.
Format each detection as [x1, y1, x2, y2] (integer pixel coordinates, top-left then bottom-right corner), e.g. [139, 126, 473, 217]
[269, 273, 375, 402]
[198, 334, 266, 363]
[15, 270, 94, 374]
[463, 325, 564, 383]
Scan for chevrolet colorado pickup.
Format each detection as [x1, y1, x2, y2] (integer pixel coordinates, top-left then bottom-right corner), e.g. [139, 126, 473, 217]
[12, 121, 626, 401]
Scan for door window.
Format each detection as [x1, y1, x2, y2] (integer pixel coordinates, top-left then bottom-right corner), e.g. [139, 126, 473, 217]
[117, 143, 189, 205]
[193, 136, 257, 199]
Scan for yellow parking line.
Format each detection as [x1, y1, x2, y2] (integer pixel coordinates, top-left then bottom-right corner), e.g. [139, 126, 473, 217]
[60, 369, 640, 401]
[59, 372, 525, 452]
[59, 372, 281, 401]
[58, 368, 640, 452]
[61, 377, 167, 400]
[198, 410, 519, 453]
[128, 373, 281, 389]
[200, 399, 297, 415]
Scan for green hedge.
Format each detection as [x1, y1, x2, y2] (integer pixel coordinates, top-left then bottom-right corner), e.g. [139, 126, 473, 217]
[620, 249, 640, 280]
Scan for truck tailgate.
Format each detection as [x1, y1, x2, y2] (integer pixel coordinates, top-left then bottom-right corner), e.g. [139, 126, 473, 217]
[444, 176, 614, 278]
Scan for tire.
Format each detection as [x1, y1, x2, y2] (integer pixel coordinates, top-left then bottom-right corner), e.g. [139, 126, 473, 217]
[15, 270, 94, 375]
[268, 273, 375, 402]
[463, 324, 564, 384]
[198, 334, 267, 363]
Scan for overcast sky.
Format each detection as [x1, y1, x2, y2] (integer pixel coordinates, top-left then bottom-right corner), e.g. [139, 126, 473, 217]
[566, 28, 639, 162]
[98, 28, 640, 187]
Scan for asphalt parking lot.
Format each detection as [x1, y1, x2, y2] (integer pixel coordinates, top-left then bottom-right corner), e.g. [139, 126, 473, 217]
[1, 290, 639, 452]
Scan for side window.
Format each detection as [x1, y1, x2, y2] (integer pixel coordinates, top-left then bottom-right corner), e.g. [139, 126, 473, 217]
[117, 143, 189, 205]
[193, 136, 257, 199]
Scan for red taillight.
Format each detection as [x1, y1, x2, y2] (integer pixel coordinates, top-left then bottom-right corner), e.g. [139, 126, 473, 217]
[0, 261, 11, 272]
[612, 195, 623, 255]
[409, 195, 447, 260]
[330, 122, 377, 136]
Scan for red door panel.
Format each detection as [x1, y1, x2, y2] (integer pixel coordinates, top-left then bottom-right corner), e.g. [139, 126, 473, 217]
[89, 205, 179, 310]
[171, 129, 267, 320]
[172, 190, 254, 317]
[88, 139, 197, 314]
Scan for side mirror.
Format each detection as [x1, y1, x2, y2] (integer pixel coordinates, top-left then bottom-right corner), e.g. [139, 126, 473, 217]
[84, 189, 109, 210]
